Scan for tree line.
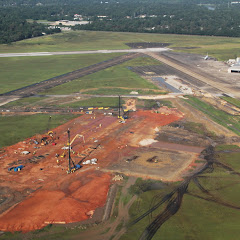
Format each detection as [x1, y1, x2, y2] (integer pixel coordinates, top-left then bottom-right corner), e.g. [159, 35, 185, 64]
[1, 0, 240, 44]
[72, 2, 240, 38]
[0, 7, 60, 44]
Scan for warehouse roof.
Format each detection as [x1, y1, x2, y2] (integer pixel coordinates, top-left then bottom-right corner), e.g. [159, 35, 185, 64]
[228, 64, 240, 73]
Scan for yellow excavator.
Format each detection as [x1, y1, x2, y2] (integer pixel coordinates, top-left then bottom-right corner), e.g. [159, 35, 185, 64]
[61, 133, 85, 157]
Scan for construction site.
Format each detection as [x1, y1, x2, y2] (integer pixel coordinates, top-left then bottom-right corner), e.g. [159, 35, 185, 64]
[0, 94, 211, 233]
[1, 42, 240, 239]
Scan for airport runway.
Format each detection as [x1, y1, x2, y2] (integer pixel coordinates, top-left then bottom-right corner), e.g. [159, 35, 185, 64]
[0, 48, 170, 57]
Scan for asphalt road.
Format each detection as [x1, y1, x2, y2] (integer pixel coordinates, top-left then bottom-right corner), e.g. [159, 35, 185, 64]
[0, 48, 170, 57]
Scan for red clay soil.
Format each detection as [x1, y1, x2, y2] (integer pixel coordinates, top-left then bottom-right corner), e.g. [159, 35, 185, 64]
[136, 108, 183, 126]
[0, 109, 184, 233]
[0, 170, 111, 232]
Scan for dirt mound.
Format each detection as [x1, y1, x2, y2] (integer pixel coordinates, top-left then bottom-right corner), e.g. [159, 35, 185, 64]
[139, 139, 158, 146]
[156, 106, 184, 118]
[123, 99, 136, 111]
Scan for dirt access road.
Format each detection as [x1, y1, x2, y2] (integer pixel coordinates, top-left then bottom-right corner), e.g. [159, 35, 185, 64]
[72, 177, 137, 240]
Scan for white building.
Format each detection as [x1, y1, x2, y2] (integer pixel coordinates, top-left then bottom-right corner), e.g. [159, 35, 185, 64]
[228, 64, 240, 73]
[228, 57, 240, 73]
[49, 20, 90, 27]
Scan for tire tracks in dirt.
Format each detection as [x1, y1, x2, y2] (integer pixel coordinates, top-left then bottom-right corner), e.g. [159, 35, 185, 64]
[73, 177, 137, 240]
[132, 145, 240, 240]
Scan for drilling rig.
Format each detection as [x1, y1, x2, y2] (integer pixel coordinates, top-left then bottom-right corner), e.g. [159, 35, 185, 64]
[118, 95, 129, 123]
[66, 129, 81, 174]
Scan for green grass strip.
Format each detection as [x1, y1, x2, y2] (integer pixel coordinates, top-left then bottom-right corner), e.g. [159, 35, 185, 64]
[0, 114, 79, 148]
[221, 96, 240, 109]
[184, 96, 240, 135]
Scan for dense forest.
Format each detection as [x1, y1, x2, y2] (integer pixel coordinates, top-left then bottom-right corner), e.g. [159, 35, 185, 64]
[74, 3, 240, 37]
[0, 7, 60, 44]
[0, 0, 232, 6]
[1, 0, 240, 44]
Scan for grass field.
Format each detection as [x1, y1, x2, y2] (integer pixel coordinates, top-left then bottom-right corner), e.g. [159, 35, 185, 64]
[2, 97, 48, 108]
[2, 96, 125, 109]
[82, 88, 166, 95]
[174, 121, 217, 138]
[136, 99, 173, 109]
[120, 145, 240, 240]
[1, 31, 240, 60]
[0, 224, 87, 240]
[0, 114, 79, 148]
[39, 56, 162, 95]
[184, 96, 240, 136]
[60, 97, 120, 108]
[0, 53, 123, 94]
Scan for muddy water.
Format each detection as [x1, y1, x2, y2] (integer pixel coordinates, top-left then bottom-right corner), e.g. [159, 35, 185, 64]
[150, 140, 204, 153]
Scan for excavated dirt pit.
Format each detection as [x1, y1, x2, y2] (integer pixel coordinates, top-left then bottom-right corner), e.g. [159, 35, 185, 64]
[106, 147, 201, 181]
[0, 108, 202, 233]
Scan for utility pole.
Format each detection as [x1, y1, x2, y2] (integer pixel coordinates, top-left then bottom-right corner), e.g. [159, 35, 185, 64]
[47, 116, 51, 132]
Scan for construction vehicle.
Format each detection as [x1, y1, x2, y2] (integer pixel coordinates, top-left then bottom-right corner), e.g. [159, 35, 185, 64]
[118, 95, 129, 123]
[37, 116, 56, 146]
[118, 116, 125, 123]
[66, 129, 81, 174]
[48, 131, 54, 137]
[86, 111, 93, 114]
[61, 133, 85, 157]
[70, 134, 85, 145]
[122, 108, 129, 119]
[8, 165, 24, 172]
[46, 116, 56, 138]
